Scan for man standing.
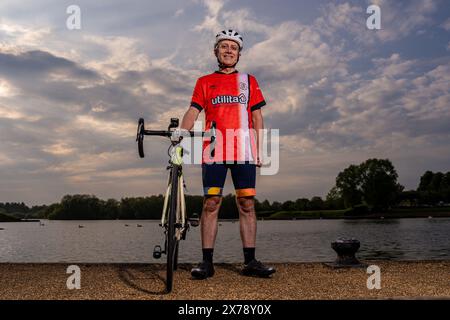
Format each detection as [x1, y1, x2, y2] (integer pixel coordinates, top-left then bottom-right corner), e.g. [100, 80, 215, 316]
[180, 30, 275, 279]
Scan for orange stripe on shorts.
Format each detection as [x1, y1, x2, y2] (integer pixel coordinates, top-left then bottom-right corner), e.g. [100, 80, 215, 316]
[235, 188, 256, 197]
[206, 187, 222, 195]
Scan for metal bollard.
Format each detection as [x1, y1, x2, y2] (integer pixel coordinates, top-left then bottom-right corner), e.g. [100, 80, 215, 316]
[325, 238, 367, 268]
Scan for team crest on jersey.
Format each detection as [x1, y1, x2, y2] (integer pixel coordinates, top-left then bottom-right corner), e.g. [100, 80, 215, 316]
[211, 93, 247, 105]
[239, 82, 247, 91]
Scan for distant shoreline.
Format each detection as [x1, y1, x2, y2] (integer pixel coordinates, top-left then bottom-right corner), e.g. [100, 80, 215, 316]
[2, 209, 450, 222]
[263, 209, 450, 220]
[0, 213, 21, 223]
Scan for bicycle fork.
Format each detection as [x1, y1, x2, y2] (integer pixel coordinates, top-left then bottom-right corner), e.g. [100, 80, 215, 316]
[153, 166, 187, 259]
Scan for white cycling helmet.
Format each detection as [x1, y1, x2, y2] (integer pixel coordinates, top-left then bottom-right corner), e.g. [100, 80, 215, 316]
[214, 29, 243, 50]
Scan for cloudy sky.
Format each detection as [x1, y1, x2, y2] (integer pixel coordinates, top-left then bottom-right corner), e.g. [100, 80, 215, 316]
[0, 0, 449, 206]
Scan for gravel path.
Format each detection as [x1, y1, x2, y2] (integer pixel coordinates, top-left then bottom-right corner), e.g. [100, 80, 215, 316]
[0, 261, 449, 300]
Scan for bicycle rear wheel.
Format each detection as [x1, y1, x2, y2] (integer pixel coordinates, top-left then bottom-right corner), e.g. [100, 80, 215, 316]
[166, 165, 179, 293]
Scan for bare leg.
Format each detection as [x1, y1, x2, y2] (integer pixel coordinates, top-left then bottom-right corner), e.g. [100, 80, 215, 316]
[200, 196, 222, 248]
[236, 196, 257, 248]
[236, 196, 276, 276]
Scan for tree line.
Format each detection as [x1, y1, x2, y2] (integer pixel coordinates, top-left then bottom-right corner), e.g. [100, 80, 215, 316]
[327, 159, 450, 213]
[1, 158, 449, 220]
[397, 170, 450, 207]
[1, 194, 343, 220]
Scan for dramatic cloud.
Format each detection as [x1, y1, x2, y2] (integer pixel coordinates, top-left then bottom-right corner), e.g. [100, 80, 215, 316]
[442, 18, 450, 31]
[315, 0, 438, 45]
[194, 0, 226, 33]
[0, 0, 449, 204]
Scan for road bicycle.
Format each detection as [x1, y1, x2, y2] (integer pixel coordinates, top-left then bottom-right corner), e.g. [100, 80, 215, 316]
[136, 117, 215, 293]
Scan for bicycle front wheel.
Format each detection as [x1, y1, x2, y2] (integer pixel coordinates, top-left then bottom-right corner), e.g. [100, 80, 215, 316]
[166, 165, 180, 293]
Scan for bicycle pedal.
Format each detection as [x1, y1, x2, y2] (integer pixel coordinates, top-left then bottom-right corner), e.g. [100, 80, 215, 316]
[189, 213, 200, 227]
[153, 245, 162, 259]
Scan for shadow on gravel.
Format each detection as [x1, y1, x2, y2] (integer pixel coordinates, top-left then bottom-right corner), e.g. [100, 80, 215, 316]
[216, 263, 243, 275]
[117, 265, 167, 295]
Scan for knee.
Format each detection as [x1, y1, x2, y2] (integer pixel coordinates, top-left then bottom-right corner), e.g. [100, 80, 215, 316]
[203, 196, 221, 216]
[237, 197, 255, 216]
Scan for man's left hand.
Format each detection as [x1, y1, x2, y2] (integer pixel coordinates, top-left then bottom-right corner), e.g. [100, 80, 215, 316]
[256, 157, 262, 167]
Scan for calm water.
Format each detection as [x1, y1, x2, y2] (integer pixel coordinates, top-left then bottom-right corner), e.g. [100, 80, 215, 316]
[0, 218, 449, 263]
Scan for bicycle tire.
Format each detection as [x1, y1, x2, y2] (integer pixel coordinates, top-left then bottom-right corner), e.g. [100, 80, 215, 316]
[138, 138, 144, 158]
[166, 165, 179, 293]
[137, 119, 145, 158]
[174, 241, 179, 271]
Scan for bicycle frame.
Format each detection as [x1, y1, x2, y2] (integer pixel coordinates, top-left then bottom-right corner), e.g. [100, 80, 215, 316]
[161, 146, 186, 241]
[136, 117, 215, 293]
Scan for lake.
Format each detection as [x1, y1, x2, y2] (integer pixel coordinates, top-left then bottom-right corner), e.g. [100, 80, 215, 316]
[0, 218, 449, 263]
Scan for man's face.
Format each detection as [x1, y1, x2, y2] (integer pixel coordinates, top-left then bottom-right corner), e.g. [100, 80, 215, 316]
[215, 39, 240, 66]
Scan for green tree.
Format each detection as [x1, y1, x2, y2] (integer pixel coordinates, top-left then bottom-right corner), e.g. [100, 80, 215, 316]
[254, 198, 262, 211]
[281, 200, 296, 211]
[333, 159, 403, 211]
[218, 194, 239, 219]
[119, 197, 138, 219]
[325, 187, 344, 209]
[271, 201, 282, 211]
[295, 198, 310, 211]
[419, 191, 441, 205]
[0, 202, 29, 213]
[443, 172, 450, 202]
[443, 172, 450, 189]
[309, 196, 324, 210]
[44, 203, 61, 219]
[335, 164, 363, 208]
[418, 171, 434, 192]
[359, 159, 404, 211]
[185, 195, 203, 217]
[397, 190, 420, 207]
[259, 200, 272, 211]
[430, 172, 444, 192]
[102, 199, 120, 219]
[51, 195, 102, 219]
[416, 171, 450, 204]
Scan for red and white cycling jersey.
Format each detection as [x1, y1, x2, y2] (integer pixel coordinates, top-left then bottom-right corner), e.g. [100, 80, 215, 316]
[190, 71, 266, 163]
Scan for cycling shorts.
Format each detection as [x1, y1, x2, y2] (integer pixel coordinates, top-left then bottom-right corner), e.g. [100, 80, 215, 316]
[202, 162, 256, 197]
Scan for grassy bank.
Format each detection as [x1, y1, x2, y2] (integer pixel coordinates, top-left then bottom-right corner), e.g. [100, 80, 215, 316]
[266, 209, 347, 220]
[0, 212, 21, 222]
[264, 207, 450, 220]
[379, 207, 450, 218]
[2, 208, 449, 222]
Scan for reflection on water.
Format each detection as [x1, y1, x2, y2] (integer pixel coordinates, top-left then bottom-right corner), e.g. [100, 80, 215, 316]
[0, 218, 449, 263]
[344, 219, 401, 226]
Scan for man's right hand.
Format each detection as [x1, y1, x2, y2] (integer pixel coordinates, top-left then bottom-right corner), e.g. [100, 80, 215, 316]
[171, 128, 189, 141]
